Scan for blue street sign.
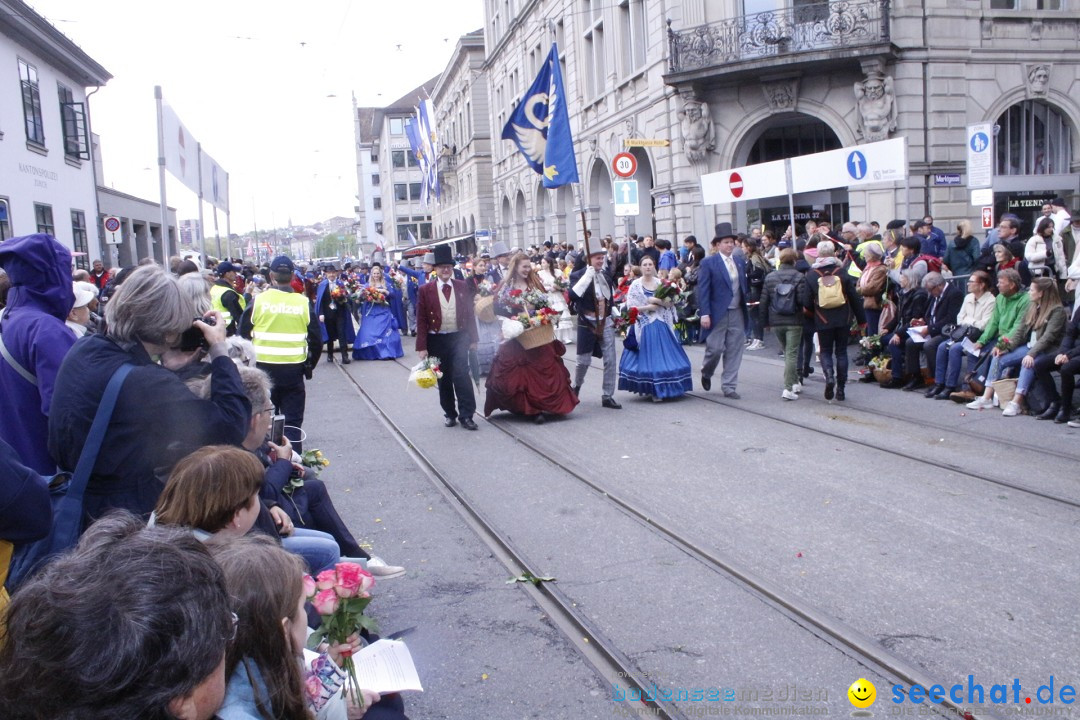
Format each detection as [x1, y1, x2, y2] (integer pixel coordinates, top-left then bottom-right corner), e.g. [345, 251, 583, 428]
[846, 151, 867, 180]
[934, 174, 962, 185]
[970, 133, 989, 153]
[613, 180, 639, 217]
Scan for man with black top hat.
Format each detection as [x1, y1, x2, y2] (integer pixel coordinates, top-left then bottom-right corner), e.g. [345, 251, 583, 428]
[210, 261, 246, 336]
[315, 263, 354, 364]
[240, 255, 322, 450]
[415, 245, 479, 430]
[697, 223, 750, 398]
[569, 246, 621, 408]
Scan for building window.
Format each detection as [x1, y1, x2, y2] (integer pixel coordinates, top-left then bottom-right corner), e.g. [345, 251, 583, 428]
[990, 0, 1061, 8]
[583, 3, 606, 99]
[372, 174, 380, 186]
[19, 59, 45, 146]
[420, 223, 432, 240]
[58, 83, 90, 161]
[389, 117, 404, 135]
[71, 210, 88, 269]
[996, 100, 1072, 175]
[373, 197, 381, 210]
[392, 150, 407, 168]
[409, 182, 422, 201]
[394, 183, 408, 201]
[375, 222, 384, 234]
[619, 0, 646, 76]
[0, 198, 11, 242]
[34, 203, 54, 236]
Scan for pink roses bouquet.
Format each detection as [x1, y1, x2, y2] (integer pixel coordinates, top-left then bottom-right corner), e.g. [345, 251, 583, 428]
[304, 562, 377, 706]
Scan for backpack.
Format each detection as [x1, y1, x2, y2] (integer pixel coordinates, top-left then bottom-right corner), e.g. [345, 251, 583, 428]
[915, 254, 943, 274]
[814, 270, 846, 309]
[772, 279, 797, 315]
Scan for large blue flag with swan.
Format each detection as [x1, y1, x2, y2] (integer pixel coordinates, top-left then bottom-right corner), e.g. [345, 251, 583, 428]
[501, 43, 578, 188]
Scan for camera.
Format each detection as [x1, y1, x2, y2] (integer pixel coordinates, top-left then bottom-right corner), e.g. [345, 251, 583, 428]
[177, 315, 216, 352]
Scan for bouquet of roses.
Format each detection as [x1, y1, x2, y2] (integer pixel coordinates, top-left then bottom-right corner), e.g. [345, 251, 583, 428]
[653, 279, 682, 301]
[859, 333, 883, 355]
[304, 563, 377, 709]
[552, 274, 569, 292]
[408, 356, 443, 389]
[612, 305, 639, 332]
[995, 336, 1013, 353]
[330, 284, 349, 302]
[356, 286, 388, 306]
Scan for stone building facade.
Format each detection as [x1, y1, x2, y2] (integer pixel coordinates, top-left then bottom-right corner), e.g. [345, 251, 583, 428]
[481, 0, 1079, 246]
[431, 30, 495, 253]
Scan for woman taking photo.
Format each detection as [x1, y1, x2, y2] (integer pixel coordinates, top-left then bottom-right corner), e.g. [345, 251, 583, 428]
[484, 252, 578, 423]
[616, 255, 693, 402]
[352, 264, 404, 361]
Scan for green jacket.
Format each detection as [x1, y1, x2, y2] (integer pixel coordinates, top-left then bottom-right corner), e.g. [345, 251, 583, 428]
[977, 291, 1030, 346]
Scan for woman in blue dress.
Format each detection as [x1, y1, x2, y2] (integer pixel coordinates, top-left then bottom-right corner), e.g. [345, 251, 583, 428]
[618, 255, 693, 401]
[352, 263, 404, 360]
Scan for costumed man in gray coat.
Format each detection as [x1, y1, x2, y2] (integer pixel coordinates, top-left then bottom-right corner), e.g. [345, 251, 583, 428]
[568, 246, 621, 409]
[697, 223, 751, 398]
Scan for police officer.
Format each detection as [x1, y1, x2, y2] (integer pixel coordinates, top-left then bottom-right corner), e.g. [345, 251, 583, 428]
[240, 256, 321, 451]
[210, 261, 246, 336]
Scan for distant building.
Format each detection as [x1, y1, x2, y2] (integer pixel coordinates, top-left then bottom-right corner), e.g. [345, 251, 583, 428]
[98, 186, 178, 267]
[431, 29, 493, 257]
[0, 0, 111, 268]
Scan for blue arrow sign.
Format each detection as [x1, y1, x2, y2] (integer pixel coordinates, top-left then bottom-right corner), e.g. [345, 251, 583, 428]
[846, 151, 868, 180]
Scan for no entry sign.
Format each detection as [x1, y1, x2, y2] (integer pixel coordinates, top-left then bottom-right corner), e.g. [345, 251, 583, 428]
[701, 160, 786, 205]
[729, 172, 744, 199]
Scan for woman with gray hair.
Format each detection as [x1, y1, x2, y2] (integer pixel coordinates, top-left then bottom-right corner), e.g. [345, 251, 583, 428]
[48, 265, 251, 522]
[880, 266, 930, 389]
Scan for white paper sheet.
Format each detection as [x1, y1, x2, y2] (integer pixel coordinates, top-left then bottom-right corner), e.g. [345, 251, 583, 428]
[961, 337, 981, 357]
[351, 639, 424, 694]
[906, 327, 928, 344]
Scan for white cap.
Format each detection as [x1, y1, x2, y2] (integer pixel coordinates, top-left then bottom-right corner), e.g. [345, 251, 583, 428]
[72, 281, 97, 309]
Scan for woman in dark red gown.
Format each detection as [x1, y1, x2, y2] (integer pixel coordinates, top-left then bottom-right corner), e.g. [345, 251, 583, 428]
[484, 253, 579, 423]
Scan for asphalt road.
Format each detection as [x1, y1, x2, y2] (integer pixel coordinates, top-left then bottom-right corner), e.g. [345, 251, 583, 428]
[302, 331, 1079, 719]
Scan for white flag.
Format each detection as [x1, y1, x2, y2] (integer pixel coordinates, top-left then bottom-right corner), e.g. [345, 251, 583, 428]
[200, 150, 229, 212]
[161, 101, 200, 194]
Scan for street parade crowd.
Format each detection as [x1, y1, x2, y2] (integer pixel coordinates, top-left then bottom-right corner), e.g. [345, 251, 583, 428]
[1, 197, 1080, 717]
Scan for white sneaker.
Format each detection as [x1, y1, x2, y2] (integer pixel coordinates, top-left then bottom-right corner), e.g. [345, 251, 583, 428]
[366, 556, 406, 579]
[992, 394, 1000, 408]
[782, 389, 799, 401]
[792, 382, 803, 394]
[1068, 419, 1080, 428]
[1001, 401, 1022, 417]
[966, 396, 994, 410]
[748, 339, 765, 350]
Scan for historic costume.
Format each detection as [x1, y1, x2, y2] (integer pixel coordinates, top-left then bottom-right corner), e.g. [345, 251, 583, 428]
[617, 278, 693, 399]
[468, 273, 501, 375]
[483, 281, 578, 420]
[568, 248, 621, 408]
[315, 271, 355, 364]
[352, 274, 404, 360]
[697, 223, 750, 397]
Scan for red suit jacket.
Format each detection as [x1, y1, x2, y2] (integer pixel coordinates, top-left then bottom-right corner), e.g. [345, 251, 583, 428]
[415, 278, 479, 352]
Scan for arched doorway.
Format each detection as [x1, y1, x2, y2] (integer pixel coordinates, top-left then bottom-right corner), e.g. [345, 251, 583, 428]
[500, 196, 512, 246]
[513, 191, 527, 249]
[991, 99, 1078, 235]
[588, 160, 614, 240]
[737, 113, 845, 235]
[628, 147, 656, 239]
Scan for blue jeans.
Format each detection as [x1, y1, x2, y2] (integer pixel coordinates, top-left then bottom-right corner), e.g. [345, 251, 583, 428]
[282, 528, 340, 573]
[988, 344, 1029, 384]
[935, 339, 978, 388]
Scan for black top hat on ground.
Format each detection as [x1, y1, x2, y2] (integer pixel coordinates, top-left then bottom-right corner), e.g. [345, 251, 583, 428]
[432, 245, 455, 266]
[714, 222, 737, 241]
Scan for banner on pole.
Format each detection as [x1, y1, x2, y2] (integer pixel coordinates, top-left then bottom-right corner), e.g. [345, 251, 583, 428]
[701, 160, 787, 205]
[200, 150, 229, 213]
[160, 100, 200, 193]
[790, 137, 907, 193]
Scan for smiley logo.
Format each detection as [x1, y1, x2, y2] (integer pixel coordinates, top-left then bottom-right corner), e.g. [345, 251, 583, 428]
[848, 678, 877, 709]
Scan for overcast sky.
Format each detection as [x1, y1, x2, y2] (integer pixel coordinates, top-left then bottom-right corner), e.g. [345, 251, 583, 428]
[30, 0, 484, 233]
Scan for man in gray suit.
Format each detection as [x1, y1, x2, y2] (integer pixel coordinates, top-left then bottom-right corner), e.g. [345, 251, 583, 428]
[696, 223, 750, 398]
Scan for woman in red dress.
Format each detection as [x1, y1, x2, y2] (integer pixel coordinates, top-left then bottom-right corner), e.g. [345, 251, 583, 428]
[484, 253, 579, 423]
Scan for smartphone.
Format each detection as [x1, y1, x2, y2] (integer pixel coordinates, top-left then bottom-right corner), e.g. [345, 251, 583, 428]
[270, 414, 286, 444]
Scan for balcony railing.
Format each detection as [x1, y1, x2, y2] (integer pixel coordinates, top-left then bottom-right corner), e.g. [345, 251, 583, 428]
[667, 0, 890, 74]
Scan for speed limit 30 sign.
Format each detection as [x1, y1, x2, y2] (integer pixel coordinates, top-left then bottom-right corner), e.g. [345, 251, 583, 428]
[612, 152, 637, 178]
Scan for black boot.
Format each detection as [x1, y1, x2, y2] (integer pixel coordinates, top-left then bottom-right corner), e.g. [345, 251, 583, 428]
[1054, 404, 1072, 423]
[1036, 402, 1059, 420]
[924, 383, 945, 398]
[902, 375, 924, 391]
[824, 381, 835, 400]
[835, 384, 846, 401]
[934, 386, 956, 400]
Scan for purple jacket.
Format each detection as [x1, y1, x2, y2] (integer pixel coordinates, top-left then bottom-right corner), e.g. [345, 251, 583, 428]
[0, 234, 76, 474]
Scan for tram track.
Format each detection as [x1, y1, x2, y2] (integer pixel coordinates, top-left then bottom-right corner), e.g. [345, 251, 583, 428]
[352, 356, 1001, 720]
[557, 354, 1080, 510]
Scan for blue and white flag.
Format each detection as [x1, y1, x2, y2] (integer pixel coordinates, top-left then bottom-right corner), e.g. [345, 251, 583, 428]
[418, 99, 440, 203]
[405, 118, 431, 206]
[501, 43, 578, 188]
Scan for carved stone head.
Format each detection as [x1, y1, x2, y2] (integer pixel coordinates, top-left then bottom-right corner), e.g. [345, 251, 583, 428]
[1027, 64, 1051, 95]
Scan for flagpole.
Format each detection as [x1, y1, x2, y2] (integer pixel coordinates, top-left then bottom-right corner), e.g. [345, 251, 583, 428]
[196, 143, 207, 265]
[155, 86, 169, 265]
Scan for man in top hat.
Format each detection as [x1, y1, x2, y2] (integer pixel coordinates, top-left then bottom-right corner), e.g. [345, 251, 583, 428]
[487, 241, 512, 284]
[569, 245, 621, 408]
[210, 261, 246, 336]
[315, 264, 354, 364]
[415, 245, 479, 430]
[697, 223, 750, 398]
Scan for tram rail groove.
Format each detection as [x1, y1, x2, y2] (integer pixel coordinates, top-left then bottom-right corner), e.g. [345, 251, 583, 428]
[338, 363, 687, 720]
[373, 357, 1000, 720]
[557, 355, 1080, 510]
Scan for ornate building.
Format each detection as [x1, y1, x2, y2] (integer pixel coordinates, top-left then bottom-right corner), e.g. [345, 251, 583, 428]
[482, 0, 1079, 244]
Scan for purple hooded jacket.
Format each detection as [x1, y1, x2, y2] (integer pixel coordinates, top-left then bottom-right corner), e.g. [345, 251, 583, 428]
[0, 234, 76, 474]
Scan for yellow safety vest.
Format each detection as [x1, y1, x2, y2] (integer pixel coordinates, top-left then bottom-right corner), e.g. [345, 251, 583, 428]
[847, 240, 885, 279]
[210, 284, 247, 327]
[251, 289, 310, 365]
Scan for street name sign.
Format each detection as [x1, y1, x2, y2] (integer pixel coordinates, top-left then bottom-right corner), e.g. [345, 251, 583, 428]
[623, 138, 670, 148]
[934, 173, 962, 185]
